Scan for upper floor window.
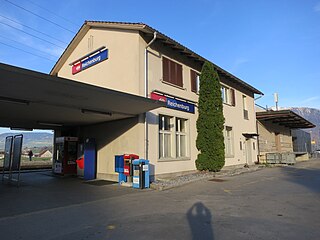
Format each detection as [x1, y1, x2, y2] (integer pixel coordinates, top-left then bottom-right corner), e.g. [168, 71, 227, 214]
[190, 70, 200, 93]
[243, 95, 249, 120]
[162, 57, 183, 87]
[221, 85, 236, 106]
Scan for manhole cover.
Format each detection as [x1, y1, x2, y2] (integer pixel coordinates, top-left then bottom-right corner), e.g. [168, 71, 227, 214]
[208, 178, 226, 182]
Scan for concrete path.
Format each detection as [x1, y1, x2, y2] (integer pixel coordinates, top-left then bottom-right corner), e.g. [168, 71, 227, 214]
[1, 160, 320, 239]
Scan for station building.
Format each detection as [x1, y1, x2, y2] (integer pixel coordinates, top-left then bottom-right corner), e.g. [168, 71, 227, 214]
[50, 21, 263, 181]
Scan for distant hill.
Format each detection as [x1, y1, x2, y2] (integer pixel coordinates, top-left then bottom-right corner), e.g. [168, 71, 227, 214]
[0, 132, 53, 150]
[290, 107, 320, 150]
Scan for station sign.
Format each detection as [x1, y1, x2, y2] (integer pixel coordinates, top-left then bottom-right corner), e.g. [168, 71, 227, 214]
[72, 49, 108, 75]
[151, 92, 195, 114]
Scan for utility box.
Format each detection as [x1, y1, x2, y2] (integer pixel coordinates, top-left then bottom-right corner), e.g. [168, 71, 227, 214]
[132, 159, 149, 189]
[281, 153, 296, 164]
[84, 138, 96, 180]
[115, 154, 139, 184]
[266, 153, 282, 164]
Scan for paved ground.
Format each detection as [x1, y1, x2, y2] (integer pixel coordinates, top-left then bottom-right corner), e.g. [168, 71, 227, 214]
[1, 160, 320, 240]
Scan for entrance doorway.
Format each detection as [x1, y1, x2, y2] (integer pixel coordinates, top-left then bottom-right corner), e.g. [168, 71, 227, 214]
[245, 138, 253, 165]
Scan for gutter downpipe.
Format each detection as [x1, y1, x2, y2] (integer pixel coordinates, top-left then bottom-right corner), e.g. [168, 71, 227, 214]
[144, 31, 157, 160]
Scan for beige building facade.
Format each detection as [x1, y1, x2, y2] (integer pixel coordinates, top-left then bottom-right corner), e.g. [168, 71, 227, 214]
[51, 21, 262, 181]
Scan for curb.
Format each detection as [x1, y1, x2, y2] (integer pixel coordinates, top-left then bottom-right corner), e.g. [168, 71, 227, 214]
[150, 165, 266, 191]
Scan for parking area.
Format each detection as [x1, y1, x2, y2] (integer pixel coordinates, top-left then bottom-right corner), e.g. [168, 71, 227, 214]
[1, 160, 320, 240]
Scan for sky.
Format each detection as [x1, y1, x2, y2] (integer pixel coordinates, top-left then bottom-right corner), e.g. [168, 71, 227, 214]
[0, 0, 320, 134]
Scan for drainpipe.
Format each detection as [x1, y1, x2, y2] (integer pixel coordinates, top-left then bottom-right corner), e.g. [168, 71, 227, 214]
[144, 31, 157, 160]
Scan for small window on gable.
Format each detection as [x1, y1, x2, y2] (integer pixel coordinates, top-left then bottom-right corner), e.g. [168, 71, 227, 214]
[190, 70, 200, 93]
[162, 57, 183, 87]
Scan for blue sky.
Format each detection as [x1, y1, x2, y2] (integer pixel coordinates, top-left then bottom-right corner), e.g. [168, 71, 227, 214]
[0, 0, 320, 134]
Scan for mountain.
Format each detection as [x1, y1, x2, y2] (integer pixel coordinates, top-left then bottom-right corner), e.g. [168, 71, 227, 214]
[0, 132, 53, 150]
[290, 107, 320, 150]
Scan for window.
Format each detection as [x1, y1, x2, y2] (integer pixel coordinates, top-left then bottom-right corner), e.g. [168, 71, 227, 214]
[159, 115, 189, 159]
[243, 95, 248, 119]
[176, 118, 187, 157]
[221, 85, 235, 106]
[159, 115, 173, 158]
[224, 126, 234, 157]
[162, 57, 183, 87]
[190, 70, 200, 93]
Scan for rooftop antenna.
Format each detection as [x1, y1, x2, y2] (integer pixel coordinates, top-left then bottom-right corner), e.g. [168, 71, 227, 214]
[274, 93, 279, 110]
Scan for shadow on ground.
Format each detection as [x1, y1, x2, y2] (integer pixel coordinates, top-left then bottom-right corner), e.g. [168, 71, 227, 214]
[281, 163, 320, 193]
[187, 202, 214, 240]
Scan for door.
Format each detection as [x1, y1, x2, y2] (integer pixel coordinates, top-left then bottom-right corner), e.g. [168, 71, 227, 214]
[275, 133, 281, 152]
[245, 139, 253, 165]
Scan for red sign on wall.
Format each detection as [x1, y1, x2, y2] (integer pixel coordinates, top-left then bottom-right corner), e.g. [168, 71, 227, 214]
[72, 62, 82, 75]
[151, 92, 167, 102]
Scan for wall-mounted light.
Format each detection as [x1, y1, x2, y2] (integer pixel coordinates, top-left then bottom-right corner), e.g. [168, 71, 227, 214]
[38, 122, 63, 127]
[0, 96, 29, 105]
[10, 127, 33, 131]
[81, 108, 112, 116]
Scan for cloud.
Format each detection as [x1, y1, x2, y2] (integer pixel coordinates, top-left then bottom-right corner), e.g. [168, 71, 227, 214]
[314, 2, 320, 12]
[230, 57, 249, 72]
[0, 13, 24, 31]
[301, 96, 320, 104]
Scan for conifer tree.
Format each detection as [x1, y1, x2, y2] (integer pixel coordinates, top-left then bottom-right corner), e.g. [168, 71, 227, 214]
[196, 61, 225, 171]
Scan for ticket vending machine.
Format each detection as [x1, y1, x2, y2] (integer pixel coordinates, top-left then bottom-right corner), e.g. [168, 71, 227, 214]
[54, 137, 78, 175]
[115, 154, 139, 184]
[132, 159, 150, 189]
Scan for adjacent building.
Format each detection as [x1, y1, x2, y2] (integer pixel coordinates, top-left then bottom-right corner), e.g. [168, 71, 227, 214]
[50, 21, 262, 180]
[256, 108, 315, 163]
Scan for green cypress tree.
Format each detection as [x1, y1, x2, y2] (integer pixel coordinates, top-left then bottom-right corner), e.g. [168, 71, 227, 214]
[196, 61, 225, 171]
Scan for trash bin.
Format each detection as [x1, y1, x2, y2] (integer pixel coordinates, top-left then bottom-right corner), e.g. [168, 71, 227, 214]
[132, 159, 149, 189]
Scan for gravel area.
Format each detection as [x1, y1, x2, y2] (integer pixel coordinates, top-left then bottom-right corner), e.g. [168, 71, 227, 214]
[150, 164, 265, 191]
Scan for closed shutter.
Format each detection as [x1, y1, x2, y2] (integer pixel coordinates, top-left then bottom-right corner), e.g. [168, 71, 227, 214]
[163, 57, 170, 83]
[231, 88, 236, 106]
[162, 57, 183, 87]
[190, 70, 197, 92]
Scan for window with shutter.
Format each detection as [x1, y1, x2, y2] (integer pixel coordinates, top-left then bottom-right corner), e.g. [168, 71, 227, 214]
[162, 57, 183, 87]
[190, 70, 199, 93]
[230, 88, 236, 106]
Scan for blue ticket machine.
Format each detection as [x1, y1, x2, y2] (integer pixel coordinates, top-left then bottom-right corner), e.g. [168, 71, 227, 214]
[84, 138, 96, 180]
[115, 155, 126, 184]
[132, 159, 149, 189]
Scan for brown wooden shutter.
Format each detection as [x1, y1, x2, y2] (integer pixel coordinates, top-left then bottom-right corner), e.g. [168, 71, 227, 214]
[162, 57, 183, 87]
[163, 57, 169, 83]
[231, 88, 236, 106]
[190, 70, 197, 92]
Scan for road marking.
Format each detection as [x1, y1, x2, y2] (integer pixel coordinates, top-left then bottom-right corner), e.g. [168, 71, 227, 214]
[223, 189, 232, 194]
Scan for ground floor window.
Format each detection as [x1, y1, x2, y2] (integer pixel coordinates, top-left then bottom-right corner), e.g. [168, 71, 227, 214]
[224, 126, 234, 157]
[159, 115, 189, 159]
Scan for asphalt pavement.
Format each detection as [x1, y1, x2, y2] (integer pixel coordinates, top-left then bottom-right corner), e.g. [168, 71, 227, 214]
[1, 160, 320, 240]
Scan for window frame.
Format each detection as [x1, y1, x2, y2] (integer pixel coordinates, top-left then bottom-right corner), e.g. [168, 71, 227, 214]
[190, 69, 200, 94]
[221, 85, 236, 106]
[242, 95, 249, 120]
[158, 114, 190, 161]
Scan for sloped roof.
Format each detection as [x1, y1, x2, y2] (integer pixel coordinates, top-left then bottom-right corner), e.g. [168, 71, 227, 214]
[50, 21, 263, 95]
[256, 110, 315, 129]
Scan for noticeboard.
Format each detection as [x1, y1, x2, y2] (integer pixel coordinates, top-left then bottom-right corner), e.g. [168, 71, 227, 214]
[3, 136, 13, 171]
[11, 135, 23, 171]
